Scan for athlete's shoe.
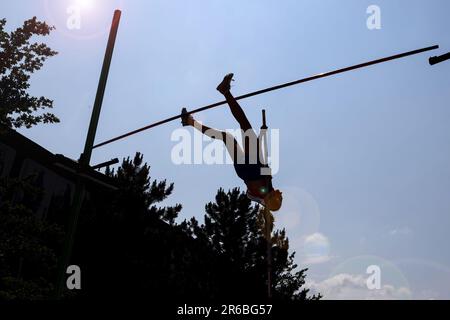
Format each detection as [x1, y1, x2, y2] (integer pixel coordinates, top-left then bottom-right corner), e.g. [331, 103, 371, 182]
[216, 73, 234, 94]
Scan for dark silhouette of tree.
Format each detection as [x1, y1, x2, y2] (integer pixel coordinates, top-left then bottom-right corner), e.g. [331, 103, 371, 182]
[180, 188, 321, 301]
[74, 152, 184, 299]
[105, 152, 182, 225]
[0, 151, 320, 301]
[0, 176, 63, 300]
[0, 17, 58, 129]
[74, 155, 321, 301]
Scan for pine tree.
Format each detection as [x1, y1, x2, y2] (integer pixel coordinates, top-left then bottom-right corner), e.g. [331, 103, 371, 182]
[75, 152, 184, 298]
[105, 152, 182, 225]
[181, 188, 321, 301]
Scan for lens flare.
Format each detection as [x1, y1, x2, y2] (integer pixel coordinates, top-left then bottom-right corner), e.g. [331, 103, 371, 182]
[76, 0, 95, 9]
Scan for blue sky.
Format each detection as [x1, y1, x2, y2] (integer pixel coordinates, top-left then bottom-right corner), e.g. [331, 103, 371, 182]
[2, 0, 450, 299]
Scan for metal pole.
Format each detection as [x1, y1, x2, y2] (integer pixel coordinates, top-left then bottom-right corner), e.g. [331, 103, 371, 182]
[260, 110, 272, 299]
[55, 10, 121, 298]
[261, 110, 267, 129]
[93, 45, 438, 149]
[260, 109, 269, 166]
[92, 157, 119, 170]
[264, 206, 273, 300]
[81, 10, 122, 164]
[429, 52, 450, 65]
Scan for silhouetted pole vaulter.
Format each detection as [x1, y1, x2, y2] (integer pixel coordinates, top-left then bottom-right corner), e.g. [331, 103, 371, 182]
[55, 10, 121, 298]
[182, 74, 283, 211]
[92, 45, 439, 150]
[429, 52, 450, 65]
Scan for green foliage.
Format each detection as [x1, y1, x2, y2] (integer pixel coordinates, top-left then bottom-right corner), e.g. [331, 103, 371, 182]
[0, 176, 64, 300]
[0, 152, 320, 301]
[181, 188, 321, 301]
[75, 152, 185, 298]
[104, 152, 182, 225]
[0, 17, 58, 129]
[86, 158, 321, 300]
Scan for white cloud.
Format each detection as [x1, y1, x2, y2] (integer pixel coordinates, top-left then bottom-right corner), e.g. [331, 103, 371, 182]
[299, 232, 332, 265]
[272, 187, 327, 267]
[304, 233, 329, 246]
[306, 273, 412, 300]
[389, 227, 412, 237]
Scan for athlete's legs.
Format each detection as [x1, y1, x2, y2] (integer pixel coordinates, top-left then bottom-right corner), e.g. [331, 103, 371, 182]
[225, 93, 260, 163]
[188, 117, 245, 164]
[217, 74, 259, 161]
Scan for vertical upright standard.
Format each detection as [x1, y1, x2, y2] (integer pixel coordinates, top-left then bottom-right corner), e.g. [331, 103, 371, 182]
[55, 9, 122, 298]
[260, 109, 273, 300]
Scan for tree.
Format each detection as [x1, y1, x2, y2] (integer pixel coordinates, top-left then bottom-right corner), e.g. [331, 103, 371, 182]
[105, 152, 182, 225]
[180, 188, 321, 301]
[0, 176, 64, 300]
[0, 17, 58, 129]
[0, 149, 320, 301]
[74, 152, 185, 299]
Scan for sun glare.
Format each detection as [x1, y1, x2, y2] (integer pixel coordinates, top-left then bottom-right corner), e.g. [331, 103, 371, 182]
[76, 0, 95, 9]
